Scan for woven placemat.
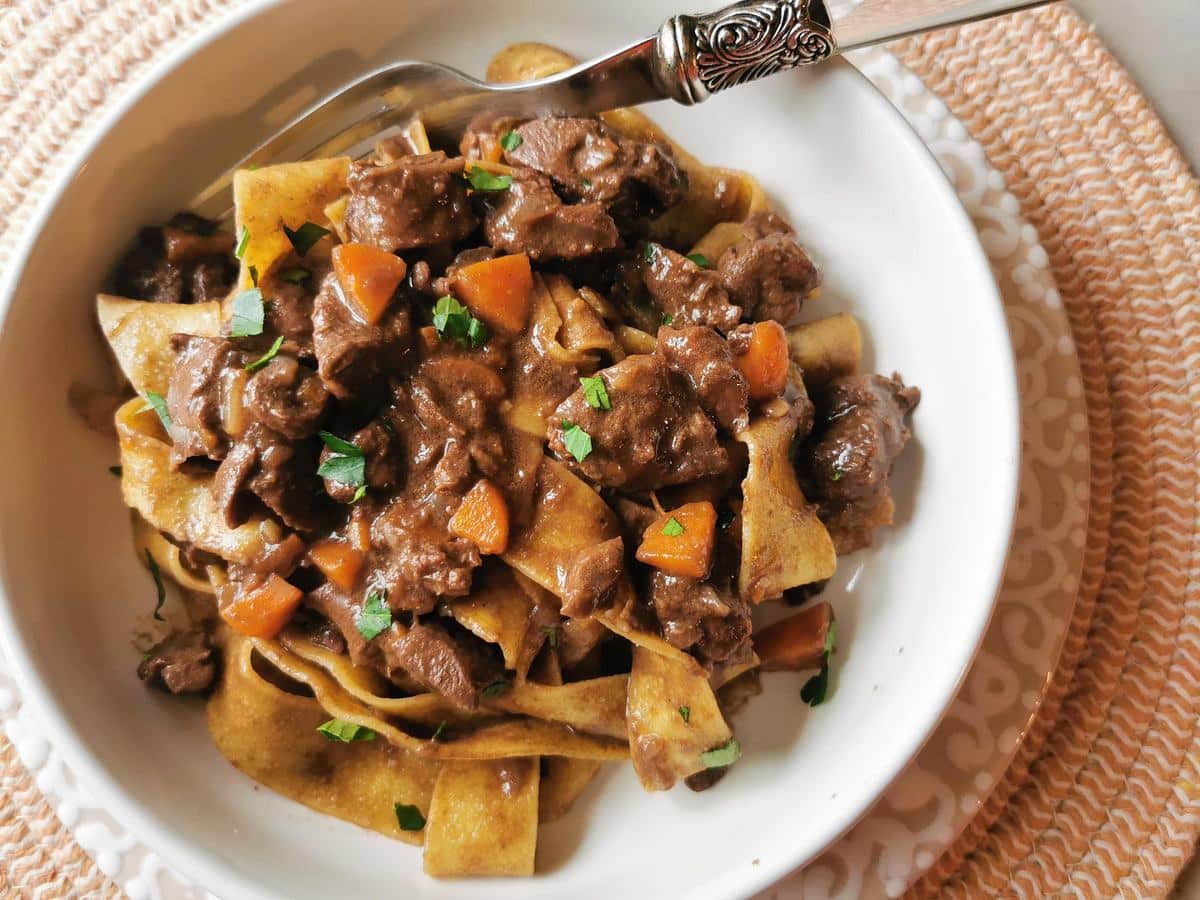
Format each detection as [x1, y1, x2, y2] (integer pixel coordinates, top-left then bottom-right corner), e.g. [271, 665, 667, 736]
[0, 2, 1197, 898]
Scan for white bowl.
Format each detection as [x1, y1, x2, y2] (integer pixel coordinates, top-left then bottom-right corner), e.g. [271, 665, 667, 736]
[0, 1, 1019, 898]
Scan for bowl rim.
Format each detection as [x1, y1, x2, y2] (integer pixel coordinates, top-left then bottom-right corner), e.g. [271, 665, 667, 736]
[0, 3, 1021, 897]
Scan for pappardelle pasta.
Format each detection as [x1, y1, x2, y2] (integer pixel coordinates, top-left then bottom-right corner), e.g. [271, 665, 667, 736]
[100, 42, 919, 876]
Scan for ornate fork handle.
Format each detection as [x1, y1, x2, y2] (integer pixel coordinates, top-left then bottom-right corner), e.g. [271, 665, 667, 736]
[654, 0, 837, 104]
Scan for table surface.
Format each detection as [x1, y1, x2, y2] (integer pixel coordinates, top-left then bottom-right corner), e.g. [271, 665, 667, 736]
[1067, 2, 1199, 894]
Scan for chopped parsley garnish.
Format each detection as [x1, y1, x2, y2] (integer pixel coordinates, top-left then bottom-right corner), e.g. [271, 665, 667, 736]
[581, 177, 593, 189]
[801, 619, 837, 707]
[357, 589, 392, 640]
[580, 375, 611, 411]
[283, 221, 330, 257]
[561, 421, 593, 463]
[108, 465, 122, 477]
[432, 295, 489, 348]
[140, 391, 172, 431]
[465, 166, 512, 191]
[661, 313, 674, 325]
[245, 335, 284, 372]
[431, 721, 447, 742]
[279, 266, 311, 284]
[316, 719, 376, 742]
[642, 242, 658, 263]
[145, 550, 166, 621]
[229, 287, 265, 337]
[661, 516, 684, 537]
[541, 626, 559, 649]
[234, 226, 250, 260]
[499, 130, 522, 152]
[351, 484, 368, 504]
[830, 469, 844, 482]
[700, 738, 741, 769]
[687, 252, 710, 268]
[317, 431, 366, 487]
[248, 264, 259, 286]
[482, 679, 510, 698]
[394, 803, 426, 831]
[678, 705, 690, 724]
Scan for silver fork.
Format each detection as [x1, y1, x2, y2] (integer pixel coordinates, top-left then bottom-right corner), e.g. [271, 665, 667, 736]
[188, 0, 1054, 220]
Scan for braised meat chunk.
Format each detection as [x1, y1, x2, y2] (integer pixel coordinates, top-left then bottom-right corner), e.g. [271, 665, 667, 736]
[656, 326, 749, 432]
[718, 226, 821, 326]
[311, 270, 411, 401]
[164, 335, 247, 464]
[643, 244, 742, 332]
[379, 621, 497, 711]
[244, 355, 329, 440]
[549, 354, 728, 491]
[345, 151, 478, 251]
[647, 571, 752, 665]
[137, 629, 216, 694]
[113, 213, 237, 304]
[482, 168, 619, 261]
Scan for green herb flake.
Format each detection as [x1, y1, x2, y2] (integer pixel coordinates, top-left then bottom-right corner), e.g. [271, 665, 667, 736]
[465, 166, 512, 191]
[687, 252, 710, 268]
[283, 221, 330, 257]
[316, 719, 376, 742]
[140, 391, 173, 431]
[465, 316, 489, 348]
[357, 589, 392, 641]
[229, 287, 265, 337]
[560, 421, 593, 463]
[482, 679, 510, 698]
[499, 130, 522, 152]
[279, 266, 311, 284]
[394, 803, 426, 832]
[317, 430, 366, 488]
[145, 549, 166, 621]
[830, 469, 844, 482]
[108, 465, 122, 477]
[541, 626, 559, 649]
[801, 619, 838, 707]
[700, 738, 741, 769]
[580, 375, 611, 411]
[431, 721, 447, 742]
[318, 431, 362, 457]
[661, 313, 674, 326]
[581, 177, 593, 189]
[642, 242, 658, 264]
[432, 295, 489, 348]
[245, 335, 284, 372]
[679, 705, 690, 724]
[351, 484, 368, 504]
[234, 226, 250, 260]
[248, 264, 259, 286]
[661, 516, 685, 537]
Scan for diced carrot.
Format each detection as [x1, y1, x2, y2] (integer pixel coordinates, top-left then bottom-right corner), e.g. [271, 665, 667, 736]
[752, 602, 834, 671]
[635, 501, 717, 580]
[221, 574, 304, 638]
[308, 539, 365, 591]
[332, 242, 407, 326]
[452, 253, 533, 335]
[732, 321, 789, 401]
[449, 479, 510, 554]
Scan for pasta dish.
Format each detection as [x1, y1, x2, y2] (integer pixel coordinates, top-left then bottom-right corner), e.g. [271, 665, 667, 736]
[97, 43, 919, 877]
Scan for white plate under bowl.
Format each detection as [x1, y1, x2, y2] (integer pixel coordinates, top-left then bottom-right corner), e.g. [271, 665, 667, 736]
[0, 1, 1019, 898]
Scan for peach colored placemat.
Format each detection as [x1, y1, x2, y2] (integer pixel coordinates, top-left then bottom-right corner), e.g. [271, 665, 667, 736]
[0, 2, 1197, 898]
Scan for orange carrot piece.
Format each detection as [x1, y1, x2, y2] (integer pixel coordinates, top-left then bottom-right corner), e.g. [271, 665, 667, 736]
[753, 602, 834, 671]
[332, 242, 407, 326]
[452, 253, 533, 335]
[449, 479, 510, 554]
[221, 574, 304, 638]
[635, 501, 717, 580]
[733, 321, 789, 401]
[308, 539, 365, 591]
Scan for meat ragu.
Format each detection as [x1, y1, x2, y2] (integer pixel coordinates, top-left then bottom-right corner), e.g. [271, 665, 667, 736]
[98, 55, 918, 878]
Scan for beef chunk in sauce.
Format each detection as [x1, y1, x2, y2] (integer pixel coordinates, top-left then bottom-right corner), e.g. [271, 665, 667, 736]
[137, 629, 216, 694]
[113, 213, 237, 304]
[504, 116, 686, 224]
[344, 151, 479, 251]
[643, 244, 742, 332]
[371, 498, 482, 614]
[212, 424, 323, 532]
[656, 326, 749, 432]
[483, 168, 619, 261]
[549, 354, 728, 491]
[560, 536, 625, 618]
[311, 270, 411, 401]
[258, 259, 327, 355]
[718, 217, 821, 326]
[379, 622, 496, 711]
[647, 571, 752, 665]
[165, 335, 246, 463]
[804, 374, 920, 551]
[244, 355, 329, 440]
[320, 418, 403, 504]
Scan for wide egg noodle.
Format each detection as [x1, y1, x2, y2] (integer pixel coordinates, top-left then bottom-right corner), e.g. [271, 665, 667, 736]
[129, 513, 214, 596]
[424, 757, 540, 877]
[97, 295, 222, 396]
[207, 633, 438, 846]
[542, 273, 622, 360]
[232, 156, 350, 290]
[626, 646, 733, 791]
[115, 398, 274, 566]
[447, 565, 534, 675]
[737, 408, 838, 601]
